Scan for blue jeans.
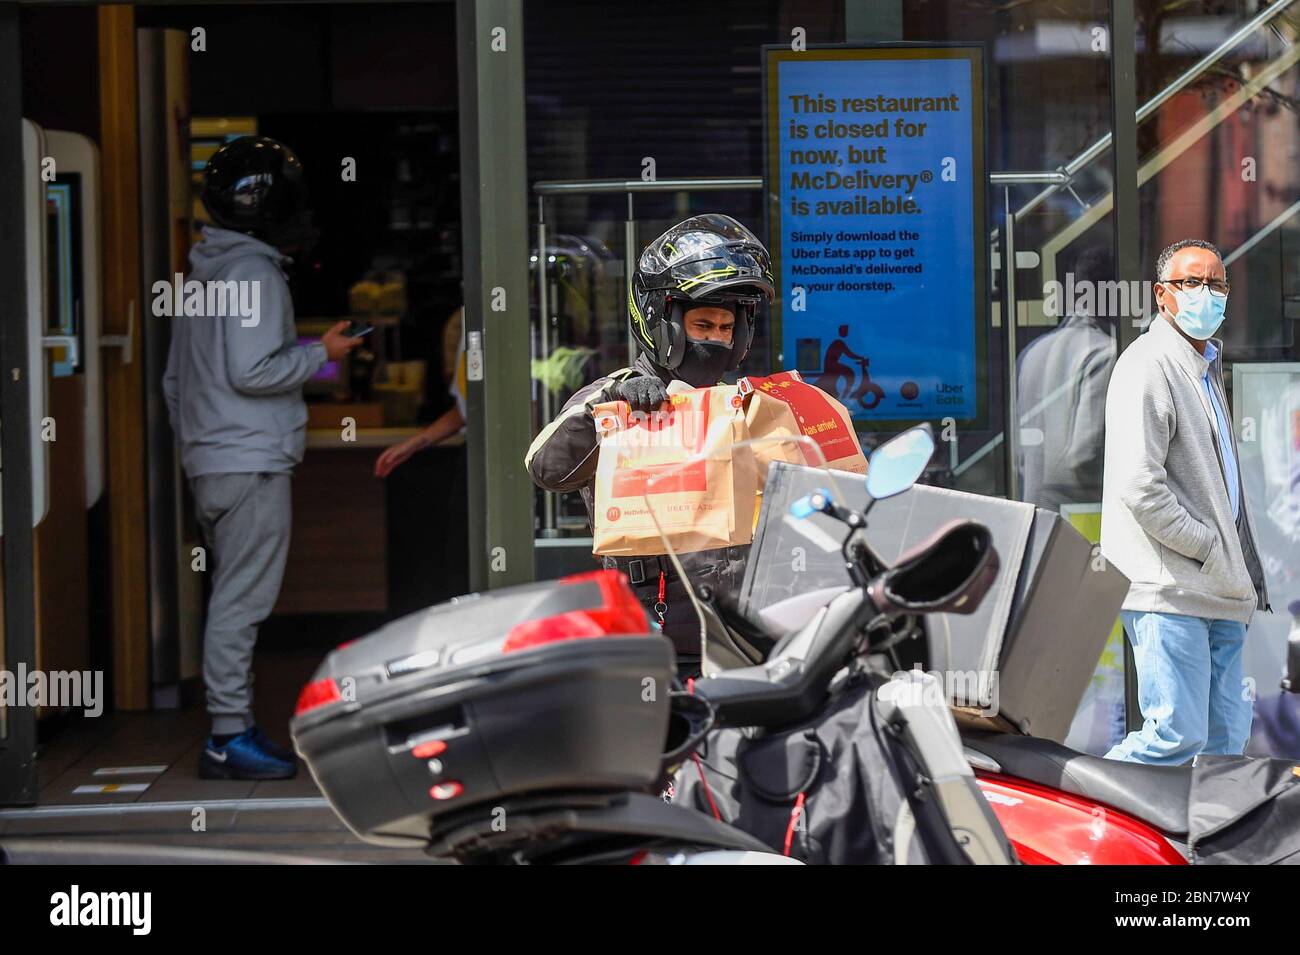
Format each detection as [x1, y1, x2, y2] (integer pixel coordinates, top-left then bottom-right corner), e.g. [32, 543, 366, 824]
[1104, 611, 1252, 765]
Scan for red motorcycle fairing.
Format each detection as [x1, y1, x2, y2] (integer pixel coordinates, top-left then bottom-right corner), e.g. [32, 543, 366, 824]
[975, 773, 1188, 865]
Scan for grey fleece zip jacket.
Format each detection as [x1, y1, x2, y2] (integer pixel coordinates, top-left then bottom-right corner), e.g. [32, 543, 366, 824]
[1100, 315, 1270, 624]
[163, 227, 327, 477]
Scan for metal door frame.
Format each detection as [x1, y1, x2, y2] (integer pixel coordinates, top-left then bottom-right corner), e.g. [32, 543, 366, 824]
[0, 1, 39, 805]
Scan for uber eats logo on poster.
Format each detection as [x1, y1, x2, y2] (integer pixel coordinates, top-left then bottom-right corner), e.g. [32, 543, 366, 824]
[50, 886, 151, 935]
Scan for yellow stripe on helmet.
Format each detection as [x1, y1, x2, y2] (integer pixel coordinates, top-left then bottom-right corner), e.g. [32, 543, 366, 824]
[627, 286, 655, 348]
[676, 265, 738, 291]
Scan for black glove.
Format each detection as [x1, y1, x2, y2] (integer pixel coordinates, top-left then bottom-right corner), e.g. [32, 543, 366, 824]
[604, 375, 669, 414]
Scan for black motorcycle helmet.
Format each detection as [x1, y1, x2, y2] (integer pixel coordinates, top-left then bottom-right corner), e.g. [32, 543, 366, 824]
[201, 136, 311, 247]
[630, 214, 775, 374]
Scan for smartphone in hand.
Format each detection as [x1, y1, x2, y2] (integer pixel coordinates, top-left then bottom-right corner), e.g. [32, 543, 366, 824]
[345, 321, 374, 338]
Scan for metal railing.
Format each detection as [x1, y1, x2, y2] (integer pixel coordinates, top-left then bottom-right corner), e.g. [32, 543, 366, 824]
[1013, 0, 1299, 224]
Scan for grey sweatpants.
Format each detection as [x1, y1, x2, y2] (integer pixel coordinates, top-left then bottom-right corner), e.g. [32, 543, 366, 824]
[191, 472, 292, 736]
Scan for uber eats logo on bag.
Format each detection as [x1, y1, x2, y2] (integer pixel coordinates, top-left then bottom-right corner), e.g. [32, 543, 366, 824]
[50, 885, 151, 935]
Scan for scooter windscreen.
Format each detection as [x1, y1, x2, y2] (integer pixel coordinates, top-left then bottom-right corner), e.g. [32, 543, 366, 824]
[640, 429, 849, 677]
[640, 423, 944, 727]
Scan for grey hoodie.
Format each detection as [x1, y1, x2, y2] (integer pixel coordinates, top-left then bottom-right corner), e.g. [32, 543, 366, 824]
[1101, 315, 1270, 624]
[163, 226, 327, 477]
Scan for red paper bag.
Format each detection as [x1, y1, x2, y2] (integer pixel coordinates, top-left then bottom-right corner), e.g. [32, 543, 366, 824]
[739, 370, 868, 479]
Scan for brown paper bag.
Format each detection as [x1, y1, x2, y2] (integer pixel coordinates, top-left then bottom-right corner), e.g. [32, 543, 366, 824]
[739, 370, 868, 482]
[592, 385, 757, 557]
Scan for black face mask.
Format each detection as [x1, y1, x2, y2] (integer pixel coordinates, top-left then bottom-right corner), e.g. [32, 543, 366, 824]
[675, 337, 732, 388]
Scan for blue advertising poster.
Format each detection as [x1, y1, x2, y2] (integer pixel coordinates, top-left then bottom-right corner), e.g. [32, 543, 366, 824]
[764, 46, 988, 427]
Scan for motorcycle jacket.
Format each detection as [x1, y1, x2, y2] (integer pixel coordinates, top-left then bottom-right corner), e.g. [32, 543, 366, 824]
[524, 352, 747, 664]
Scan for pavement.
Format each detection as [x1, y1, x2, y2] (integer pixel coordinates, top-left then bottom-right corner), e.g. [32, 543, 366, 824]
[0, 646, 443, 864]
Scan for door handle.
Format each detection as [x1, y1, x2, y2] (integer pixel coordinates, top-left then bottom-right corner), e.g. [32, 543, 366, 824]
[42, 334, 81, 370]
[100, 299, 135, 365]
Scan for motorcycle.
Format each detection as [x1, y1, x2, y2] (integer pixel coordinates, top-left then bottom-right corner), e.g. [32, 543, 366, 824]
[963, 599, 1300, 865]
[671, 444, 1300, 865]
[852, 357, 886, 410]
[644, 426, 1017, 864]
[290, 424, 1007, 864]
[289, 559, 791, 864]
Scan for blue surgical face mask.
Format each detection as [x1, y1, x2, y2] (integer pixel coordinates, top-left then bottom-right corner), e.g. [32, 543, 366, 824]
[1164, 284, 1227, 340]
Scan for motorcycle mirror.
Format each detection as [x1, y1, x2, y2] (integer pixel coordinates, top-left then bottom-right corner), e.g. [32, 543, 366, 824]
[865, 424, 935, 501]
[868, 520, 999, 616]
[1283, 600, 1300, 694]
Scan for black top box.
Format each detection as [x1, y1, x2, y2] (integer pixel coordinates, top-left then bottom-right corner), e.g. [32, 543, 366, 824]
[741, 463, 1129, 741]
[291, 572, 673, 846]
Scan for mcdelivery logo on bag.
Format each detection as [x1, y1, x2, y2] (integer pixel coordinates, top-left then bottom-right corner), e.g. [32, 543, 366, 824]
[606, 506, 621, 522]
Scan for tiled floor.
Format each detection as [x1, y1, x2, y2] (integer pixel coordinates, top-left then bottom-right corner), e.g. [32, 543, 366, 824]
[0, 647, 443, 864]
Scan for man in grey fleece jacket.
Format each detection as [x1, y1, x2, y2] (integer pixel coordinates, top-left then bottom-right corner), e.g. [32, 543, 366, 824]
[164, 140, 361, 778]
[1101, 239, 1270, 765]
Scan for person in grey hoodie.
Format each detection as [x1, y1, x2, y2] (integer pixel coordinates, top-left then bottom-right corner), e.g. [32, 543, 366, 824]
[1101, 238, 1270, 765]
[163, 136, 362, 779]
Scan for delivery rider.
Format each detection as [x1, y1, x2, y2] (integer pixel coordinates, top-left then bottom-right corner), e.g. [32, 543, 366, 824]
[524, 214, 775, 674]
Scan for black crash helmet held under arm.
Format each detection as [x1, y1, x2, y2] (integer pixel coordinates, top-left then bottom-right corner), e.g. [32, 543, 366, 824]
[630, 214, 775, 373]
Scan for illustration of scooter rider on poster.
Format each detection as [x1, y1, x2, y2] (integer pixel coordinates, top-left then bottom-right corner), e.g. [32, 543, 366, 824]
[812, 325, 885, 411]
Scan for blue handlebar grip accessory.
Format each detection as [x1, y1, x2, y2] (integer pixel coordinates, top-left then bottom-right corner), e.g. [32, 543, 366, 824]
[790, 488, 833, 519]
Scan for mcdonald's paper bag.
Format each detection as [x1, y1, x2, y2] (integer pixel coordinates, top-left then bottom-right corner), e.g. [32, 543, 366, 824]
[738, 370, 867, 481]
[592, 385, 757, 557]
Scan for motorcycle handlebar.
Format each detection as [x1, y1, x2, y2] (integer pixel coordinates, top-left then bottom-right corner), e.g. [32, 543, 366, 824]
[865, 521, 999, 618]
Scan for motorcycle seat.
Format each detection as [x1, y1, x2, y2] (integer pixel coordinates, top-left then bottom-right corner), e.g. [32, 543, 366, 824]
[963, 730, 1191, 836]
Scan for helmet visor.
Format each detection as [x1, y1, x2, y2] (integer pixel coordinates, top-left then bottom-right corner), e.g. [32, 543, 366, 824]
[638, 214, 766, 275]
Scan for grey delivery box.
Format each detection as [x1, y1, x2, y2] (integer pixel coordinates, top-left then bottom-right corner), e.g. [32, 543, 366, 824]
[739, 462, 1129, 742]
